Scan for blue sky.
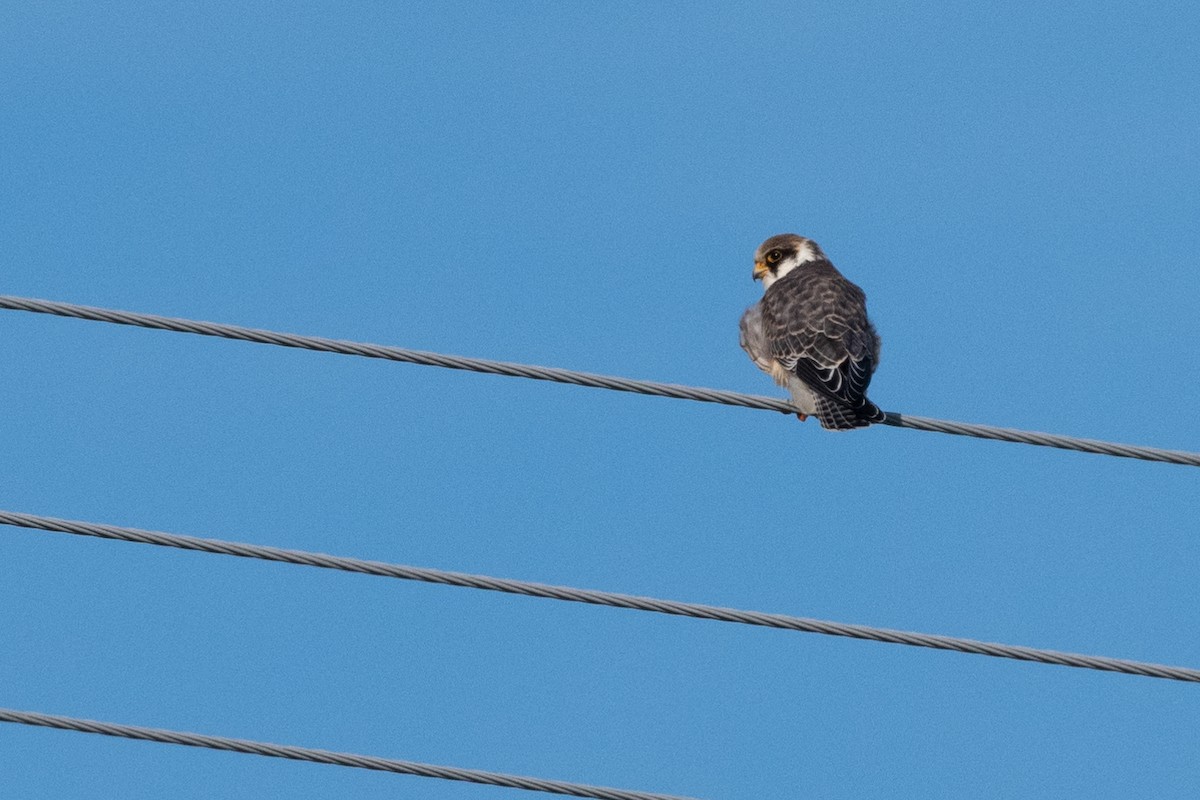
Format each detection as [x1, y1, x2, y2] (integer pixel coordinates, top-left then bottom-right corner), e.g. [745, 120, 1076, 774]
[3, 3, 1199, 798]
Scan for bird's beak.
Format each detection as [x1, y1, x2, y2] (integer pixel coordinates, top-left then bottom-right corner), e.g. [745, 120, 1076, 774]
[752, 260, 768, 281]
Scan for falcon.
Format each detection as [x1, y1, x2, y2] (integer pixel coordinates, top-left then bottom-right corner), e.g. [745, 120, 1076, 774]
[739, 233, 885, 430]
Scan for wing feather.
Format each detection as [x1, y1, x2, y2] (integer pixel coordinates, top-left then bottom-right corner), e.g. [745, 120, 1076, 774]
[738, 302, 776, 375]
[759, 260, 880, 410]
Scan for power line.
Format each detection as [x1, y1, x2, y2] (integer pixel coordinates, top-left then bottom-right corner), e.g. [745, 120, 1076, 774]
[1, 294, 1196, 467]
[5, 509, 1197, 683]
[0, 708, 699, 800]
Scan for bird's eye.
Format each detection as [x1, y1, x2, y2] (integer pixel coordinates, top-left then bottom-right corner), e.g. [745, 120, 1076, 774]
[766, 250, 782, 264]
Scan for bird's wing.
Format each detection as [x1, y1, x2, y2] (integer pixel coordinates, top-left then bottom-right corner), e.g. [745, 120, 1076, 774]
[738, 302, 776, 374]
[761, 265, 879, 408]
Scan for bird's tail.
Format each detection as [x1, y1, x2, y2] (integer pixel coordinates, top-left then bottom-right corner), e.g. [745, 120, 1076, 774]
[816, 397, 886, 431]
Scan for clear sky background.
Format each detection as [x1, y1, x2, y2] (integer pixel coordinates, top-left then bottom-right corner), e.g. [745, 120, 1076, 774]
[3, 3, 1199, 798]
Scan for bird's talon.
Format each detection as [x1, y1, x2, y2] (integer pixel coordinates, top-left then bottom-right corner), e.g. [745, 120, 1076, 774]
[796, 413, 808, 422]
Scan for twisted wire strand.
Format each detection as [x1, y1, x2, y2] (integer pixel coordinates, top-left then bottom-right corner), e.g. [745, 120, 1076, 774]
[1, 294, 1197, 467]
[0, 708, 699, 800]
[5, 510, 1198, 683]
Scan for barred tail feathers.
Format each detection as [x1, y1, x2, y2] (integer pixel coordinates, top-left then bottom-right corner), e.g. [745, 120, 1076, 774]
[815, 397, 886, 431]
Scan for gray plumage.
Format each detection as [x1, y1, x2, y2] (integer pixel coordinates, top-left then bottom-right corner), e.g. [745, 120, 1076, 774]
[740, 234, 884, 430]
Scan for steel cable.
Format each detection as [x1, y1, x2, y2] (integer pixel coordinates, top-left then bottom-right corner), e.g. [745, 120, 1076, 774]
[1, 294, 1197, 467]
[4, 510, 1197, 682]
[0, 708, 700, 800]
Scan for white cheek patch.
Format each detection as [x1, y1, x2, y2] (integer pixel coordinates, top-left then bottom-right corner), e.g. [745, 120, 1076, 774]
[794, 241, 819, 264]
[759, 242, 821, 292]
[762, 260, 798, 290]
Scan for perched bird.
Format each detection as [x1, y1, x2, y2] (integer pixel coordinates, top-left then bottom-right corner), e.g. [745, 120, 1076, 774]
[739, 233, 885, 430]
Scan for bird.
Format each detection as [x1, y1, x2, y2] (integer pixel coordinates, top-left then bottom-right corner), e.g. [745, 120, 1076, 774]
[739, 233, 885, 430]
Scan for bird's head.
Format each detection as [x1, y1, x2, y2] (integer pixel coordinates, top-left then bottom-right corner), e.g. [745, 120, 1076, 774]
[753, 234, 825, 290]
